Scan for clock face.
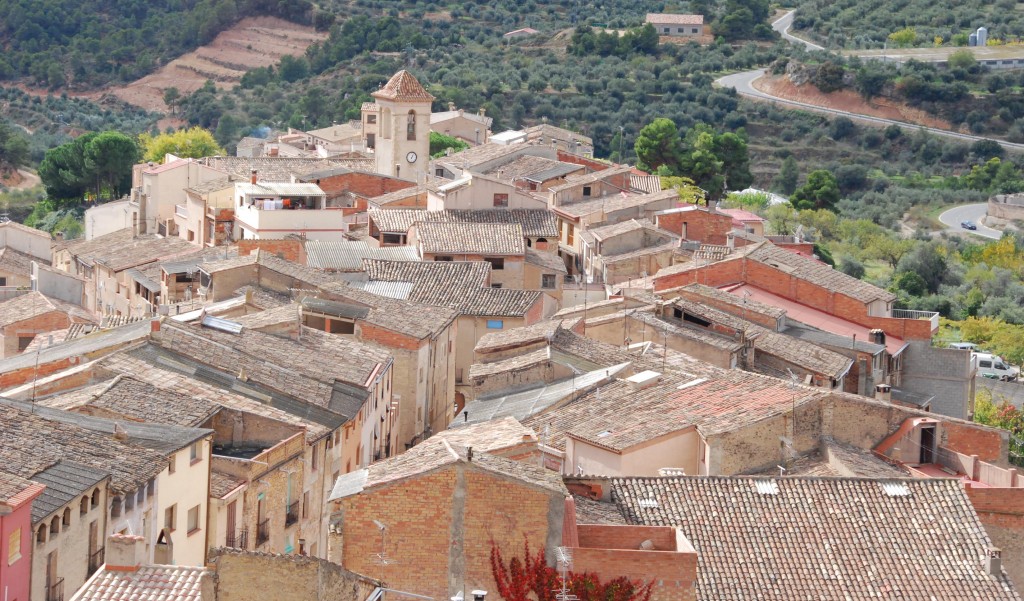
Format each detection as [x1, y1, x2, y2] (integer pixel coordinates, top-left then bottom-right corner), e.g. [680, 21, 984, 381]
[406, 151, 418, 163]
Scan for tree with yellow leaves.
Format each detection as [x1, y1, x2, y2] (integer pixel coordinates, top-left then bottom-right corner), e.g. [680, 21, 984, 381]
[139, 127, 225, 163]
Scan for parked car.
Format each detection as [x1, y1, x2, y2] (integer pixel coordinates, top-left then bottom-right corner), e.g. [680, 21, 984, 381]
[948, 342, 978, 351]
[972, 352, 1020, 382]
[961, 221, 977, 230]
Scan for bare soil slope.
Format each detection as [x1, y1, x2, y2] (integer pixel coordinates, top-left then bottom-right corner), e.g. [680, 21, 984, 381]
[109, 16, 326, 113]
[755, 74, 955, 131]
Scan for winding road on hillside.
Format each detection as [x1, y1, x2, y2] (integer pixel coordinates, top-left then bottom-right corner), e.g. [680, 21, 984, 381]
[771, 10, 823, 51]
[938, 203, 1003, 239]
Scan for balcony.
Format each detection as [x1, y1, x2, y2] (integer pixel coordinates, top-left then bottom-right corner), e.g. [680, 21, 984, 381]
[175, 204, 188, 218]
[891, 308, 940, 331]
[256, 518, 270, 546]
[226, 529, 249, 549]
[285, 501, 299, 527]
[47, 578, 64, 601]
[88, 547, 105, 575]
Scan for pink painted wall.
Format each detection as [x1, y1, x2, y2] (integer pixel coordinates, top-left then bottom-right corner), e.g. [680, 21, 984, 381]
[1, 486, 43, 601]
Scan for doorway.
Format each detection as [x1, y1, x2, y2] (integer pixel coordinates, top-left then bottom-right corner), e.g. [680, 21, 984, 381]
[919, 425, 936, 464]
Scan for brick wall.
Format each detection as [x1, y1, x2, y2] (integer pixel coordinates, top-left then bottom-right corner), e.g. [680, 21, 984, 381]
[238, 239, 306, 264]
[965, 487, 1024, 589]
[945, 421, 1007, 464]
[572, 525, 697, 601]
[337, 463, 560, 601]
[308, 171, 415, 201]
[2, 311, 72, 358]
[211, 549, 378, 601]
[656, 209, 733, 245]
[556, 152, 611, 173]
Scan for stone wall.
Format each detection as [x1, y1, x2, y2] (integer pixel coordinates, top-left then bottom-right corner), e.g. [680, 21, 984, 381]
[210, 549, 379, 601]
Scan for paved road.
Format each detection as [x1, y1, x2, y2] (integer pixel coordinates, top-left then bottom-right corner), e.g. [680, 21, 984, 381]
[937, 203, 1002, 239]
[715, 69, 1024, 153]
[771, 11, 824, 51]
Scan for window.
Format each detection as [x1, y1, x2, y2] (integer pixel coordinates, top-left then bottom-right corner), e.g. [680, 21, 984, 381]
[366, 133, 375, 149]
[311, 445, 318, 471]
[147, 479, 155, 498]
[485, 257, 504, 270]
[190, 441, 201, 464]
[168, 456, 176, 474]
[435, 256, 453, 262]
[677, 27, 684, 33]
[486, 320, 504, 329]
[125, 493, 134, 512]
[692, 27, 699, 34]
[407, 110, 417, 140]
[80, 496, 89, 516]
[367, 114, 377, 124]
[164, 504, 177, 532]
[491, 283, 503, 289]
[493, 193, 509, 207]
[8, 528, 21, 565]
[302, 491, 310, 519]
[0, 277, 6, 287]
[37, 526, 46, 544]
[50, 516, 60, 535]
[542, 274, 556, 289]
[110, 497, 121, 518]
[187, 505, 200, 534]
[91, 488, 100, 508]
[663, 27, 669, 33]
[582, 186, 592, 197]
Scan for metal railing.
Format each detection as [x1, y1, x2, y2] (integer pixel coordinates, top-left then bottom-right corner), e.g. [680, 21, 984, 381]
[47, 578, 64, 601]
[256, 519, 270, 546]
[88, 547, 105, 575]
[891, 308, 940, 330]
[286, 501, 299, 527]
[226, 529, 248, 549]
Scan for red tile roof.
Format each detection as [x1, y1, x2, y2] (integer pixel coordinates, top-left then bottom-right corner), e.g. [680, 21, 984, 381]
[372, 70, 435, 101]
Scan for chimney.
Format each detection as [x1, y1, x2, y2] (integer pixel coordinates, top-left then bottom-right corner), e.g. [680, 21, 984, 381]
[112, 423, 129, 442]
[870, 328, 886, 346]
[154, 528, 174, 565]
[478, 107, 486, 117]
[448, 102, 456, 111]
[106, 533, 146, 572]
[987, 548, 1003, 576]
[250, 169, 258, 185]
[467, 446, 474, 462]
[875, 383, 891, 403]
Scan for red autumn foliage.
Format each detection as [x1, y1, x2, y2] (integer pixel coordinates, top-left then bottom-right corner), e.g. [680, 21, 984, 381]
[491, 541, 654, 601]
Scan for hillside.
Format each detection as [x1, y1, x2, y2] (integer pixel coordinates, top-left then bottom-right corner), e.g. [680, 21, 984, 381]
[792, 0, 1024, 48]
[0, 0, 314, 89]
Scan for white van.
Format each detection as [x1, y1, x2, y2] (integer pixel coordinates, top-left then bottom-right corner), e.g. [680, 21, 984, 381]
[973, 352, 1020, 382]
[948, 342, 978, 351]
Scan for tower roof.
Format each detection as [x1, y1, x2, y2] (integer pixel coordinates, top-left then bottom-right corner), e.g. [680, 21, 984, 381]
[372, 70, 435, 102]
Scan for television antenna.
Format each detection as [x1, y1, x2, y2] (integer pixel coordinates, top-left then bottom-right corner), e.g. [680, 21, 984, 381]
[554, 547, 578, 601]
[371, 519, 396, 591]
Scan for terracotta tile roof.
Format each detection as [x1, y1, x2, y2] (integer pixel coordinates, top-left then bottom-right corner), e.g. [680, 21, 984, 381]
[556, 189, 678, 219]
[535, 368, 824, 452]
[572, 494, 628, 525]
[523, 124, 594, 146]
[0, 404, 168, 495]
[367, 184, 430, 207]
[0, 246, 45, 276]
[150, 320, 390, 414]
[753, 439, 909, 479]
[211, 469, 246, 499]
[481, 155, 581, 182]
[0, 291, 95, 328]
[360, 259, 541, 317]
[41, 375, 220, 427]
[371, 208, 558, 238]
[198, 156, 374, 181]
[578, 219, 666, 243]
[333, 437, 565, 499]
[371, 70, 435, 101]
[414, 221, 525, 256]
[432, 416, 538, 454]
[525, 248, 567, 273]
[475, 319, 562, 353]
[612, 476, 1020, 600]
[645, 13, 703, 25]
[469, 347, 551, 379]
[436, 142, 534, 170]
[60, 228, 196, 272]
[0, 469, 42, 506]
[548, 165, 633, 194]
[74, 564, 210, 601]
[97, 352, 330, 442]
[672, 283, 786, 320]
[747, 242, 896, 304]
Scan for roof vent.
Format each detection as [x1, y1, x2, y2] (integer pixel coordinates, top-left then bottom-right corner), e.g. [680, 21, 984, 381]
[638, 497, 659, 509]
[881, 481, 910, 497]
[597, 431, 611, 438]
[754, 480, 779, 495]
[677, 378, 706, 390]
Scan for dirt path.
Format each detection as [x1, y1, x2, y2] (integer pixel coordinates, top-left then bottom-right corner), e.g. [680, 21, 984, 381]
[754, 75, 954, 130]
[0, 169, 41, 190]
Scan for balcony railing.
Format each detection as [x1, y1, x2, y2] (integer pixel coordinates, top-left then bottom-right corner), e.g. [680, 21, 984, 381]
[47, 578, 64, 601]
[891, 308, 940, 331]
[226, 529, 249, 549]
[286, 501, 299, 527]
[175, 204, 188, 218]
[88, 547, 105, 575]
[256, 518, 270, 546]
